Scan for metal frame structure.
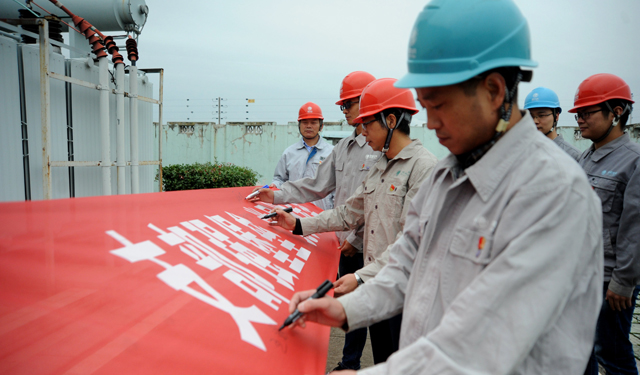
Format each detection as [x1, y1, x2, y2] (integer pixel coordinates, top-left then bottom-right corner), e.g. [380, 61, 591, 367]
[1, 18, 164, 198]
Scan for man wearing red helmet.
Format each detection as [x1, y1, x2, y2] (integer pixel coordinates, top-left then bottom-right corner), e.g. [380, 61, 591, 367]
[570, 73, 640, 375]
[271, 102, 334, 210]
[249, 71, 380, 371]
[268, 78, 438, 364]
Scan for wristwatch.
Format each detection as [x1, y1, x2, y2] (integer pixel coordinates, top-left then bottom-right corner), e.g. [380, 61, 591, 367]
[354, 273, 364, 286]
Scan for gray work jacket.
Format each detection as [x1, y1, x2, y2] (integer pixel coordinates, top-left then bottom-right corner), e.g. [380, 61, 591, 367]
[553, 133, 581, 161]
[300, 139, 438, 280]
[579, 132, 640, 297]
[340, 115, 603, 375]
[273, 130, 380, 251]
[271, 137, 334, 210]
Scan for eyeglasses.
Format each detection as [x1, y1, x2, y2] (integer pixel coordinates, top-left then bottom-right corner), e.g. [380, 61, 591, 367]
[339, 100, 359, 112]
[574, 109, 602, 122]
[361, 119, 377, 131]
[530, 112, 553, 121]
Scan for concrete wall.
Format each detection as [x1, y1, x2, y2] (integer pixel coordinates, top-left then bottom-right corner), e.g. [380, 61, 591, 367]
[157, 121, 640, 187]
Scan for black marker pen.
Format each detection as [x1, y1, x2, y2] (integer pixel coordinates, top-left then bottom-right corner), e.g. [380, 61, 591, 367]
[261, 206, 293, 219]
[279, 279, 334, 331]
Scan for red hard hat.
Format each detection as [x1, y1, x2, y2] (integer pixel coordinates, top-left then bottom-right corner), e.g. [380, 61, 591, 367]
[354, 78, 419, 123]
[568, 73, 634, 113]
[298, 102, 324, 120]
[336, 71, 376, 105]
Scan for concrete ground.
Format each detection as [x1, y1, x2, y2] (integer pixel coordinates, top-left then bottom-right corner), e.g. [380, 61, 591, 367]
[325, 327, 374, 373]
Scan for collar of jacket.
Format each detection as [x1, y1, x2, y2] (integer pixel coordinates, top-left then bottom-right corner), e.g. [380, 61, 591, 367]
[296, 137, 329, 150]
[436, 114, 535, 202]
[586, 132, 631, 163]
[355, 131, 368, 147]
[374, 139, 425, 172]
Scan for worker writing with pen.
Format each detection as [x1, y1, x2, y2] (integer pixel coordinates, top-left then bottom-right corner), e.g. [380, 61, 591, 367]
[249, 71, 382, 371]
[266, 77, 438, 365]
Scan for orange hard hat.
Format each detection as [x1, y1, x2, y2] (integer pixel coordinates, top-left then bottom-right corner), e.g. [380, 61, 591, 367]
[298, 102, 324, 120]
[336, 71, 376, 105]
[568, 73, 634, 113]
[354, 78, 419, 123]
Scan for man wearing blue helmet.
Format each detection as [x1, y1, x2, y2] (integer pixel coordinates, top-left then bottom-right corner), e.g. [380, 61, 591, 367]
[524, 87, 581, 161]
[284, 1, 603, 374]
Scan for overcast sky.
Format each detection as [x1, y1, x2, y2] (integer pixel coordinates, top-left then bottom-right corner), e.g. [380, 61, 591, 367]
[137, 0, 639, 126]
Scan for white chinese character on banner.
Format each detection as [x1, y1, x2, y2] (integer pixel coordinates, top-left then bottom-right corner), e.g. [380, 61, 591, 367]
[107, 230, 275, 351]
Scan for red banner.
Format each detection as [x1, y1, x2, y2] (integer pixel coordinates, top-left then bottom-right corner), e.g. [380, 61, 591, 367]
[0, 187, 339, 375]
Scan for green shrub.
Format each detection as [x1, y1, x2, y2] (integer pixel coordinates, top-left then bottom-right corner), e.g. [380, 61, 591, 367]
[157, 161, 259, 191]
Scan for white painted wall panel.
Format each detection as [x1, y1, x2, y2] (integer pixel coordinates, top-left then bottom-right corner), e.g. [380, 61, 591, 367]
[0, 36, 25, 201]
[67, 58, 104, 198]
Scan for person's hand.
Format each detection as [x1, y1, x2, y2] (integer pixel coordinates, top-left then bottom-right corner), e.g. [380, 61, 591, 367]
[333, 274, 358, 298]
[247, 188, 274, 203]
[268, 208, 297, 231]
[339, 241, 358, 257]
[287, 289, 347, 329]
[606, 289, 632, 311]
[329, 370, 356, 375]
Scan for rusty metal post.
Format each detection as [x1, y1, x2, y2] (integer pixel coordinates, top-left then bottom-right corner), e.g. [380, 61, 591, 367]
[39, 19, 52, 199]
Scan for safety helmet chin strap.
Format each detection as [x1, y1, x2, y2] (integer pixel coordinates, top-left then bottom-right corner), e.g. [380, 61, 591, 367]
[379, 112, 406, 154]
[545, 108, 558, 136]
[457, 72, 523, 169]
[592, 102, 629, 144]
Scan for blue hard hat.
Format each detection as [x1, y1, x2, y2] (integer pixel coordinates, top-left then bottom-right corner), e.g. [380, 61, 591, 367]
[524, 87, 562, 113]
[395, 0, 538, 89]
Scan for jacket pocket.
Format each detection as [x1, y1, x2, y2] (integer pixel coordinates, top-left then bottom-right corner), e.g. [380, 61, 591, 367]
[385, 183, 408, 219]
[449, 226, 494, 265]
[589, 176, 617, 213]
[441, 226, 494, 304]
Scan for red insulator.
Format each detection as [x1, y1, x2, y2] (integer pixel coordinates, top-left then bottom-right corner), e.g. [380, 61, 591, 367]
[111, 50, 124, 65]
[77, 19, 92, 35]
[125, 37, 138, 62]
[91, 27, 106, 40]
[71, 14, 84, 27]
[104, 36, 118, 54]
[92, 41, 107, 58]
[88, 34, 100, 44]
[92, 45, 107, 59]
